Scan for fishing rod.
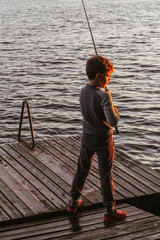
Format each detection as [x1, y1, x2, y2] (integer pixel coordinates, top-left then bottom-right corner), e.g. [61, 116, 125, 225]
[81, 0, 98, 55]
[81, 0, 119, 134]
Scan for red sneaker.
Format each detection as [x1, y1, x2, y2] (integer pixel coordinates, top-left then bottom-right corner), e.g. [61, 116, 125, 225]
[103, 209, 127, 222]
[67, 198, 82, 213]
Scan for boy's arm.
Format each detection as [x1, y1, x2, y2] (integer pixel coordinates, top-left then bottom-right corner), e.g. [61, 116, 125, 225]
[101, 90, 120, 127]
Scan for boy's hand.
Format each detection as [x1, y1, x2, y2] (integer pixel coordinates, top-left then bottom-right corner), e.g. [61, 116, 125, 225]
[104, 88, 110, 94]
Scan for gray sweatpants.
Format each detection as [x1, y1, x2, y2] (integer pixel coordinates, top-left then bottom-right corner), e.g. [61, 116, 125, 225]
[70, 132, 116, 210]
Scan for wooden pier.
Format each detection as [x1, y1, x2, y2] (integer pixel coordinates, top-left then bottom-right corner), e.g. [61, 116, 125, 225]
[1, 203, 160, 240]
[0, 135, 160, 239]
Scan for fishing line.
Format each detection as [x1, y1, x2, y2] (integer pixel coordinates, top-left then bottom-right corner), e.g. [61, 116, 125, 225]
[81, 0, 119, 134]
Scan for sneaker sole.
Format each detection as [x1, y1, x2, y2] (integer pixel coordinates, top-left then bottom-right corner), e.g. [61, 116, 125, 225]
[103, 209, 127, 222]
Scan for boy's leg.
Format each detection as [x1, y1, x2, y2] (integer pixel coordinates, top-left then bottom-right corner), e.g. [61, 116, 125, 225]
[70, 134, 94, 202]
[96, 136, 116, 212]
[97, 136, 127, 221]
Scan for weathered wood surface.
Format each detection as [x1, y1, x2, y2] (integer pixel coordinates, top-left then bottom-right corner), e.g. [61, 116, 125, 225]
[0, 135, 160, 223]
[0, 204, 160, 240]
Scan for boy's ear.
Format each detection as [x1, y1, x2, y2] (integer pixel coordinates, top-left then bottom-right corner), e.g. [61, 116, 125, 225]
[96, 73, 102, 79]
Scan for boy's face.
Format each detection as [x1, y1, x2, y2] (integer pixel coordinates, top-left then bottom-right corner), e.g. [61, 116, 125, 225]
[96, 71, 111, 88]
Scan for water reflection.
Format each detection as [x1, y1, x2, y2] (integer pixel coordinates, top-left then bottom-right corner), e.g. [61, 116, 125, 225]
[68, 214, 82, 232]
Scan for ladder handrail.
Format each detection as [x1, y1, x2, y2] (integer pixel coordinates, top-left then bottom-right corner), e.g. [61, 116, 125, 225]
[18, 100, 35, 149]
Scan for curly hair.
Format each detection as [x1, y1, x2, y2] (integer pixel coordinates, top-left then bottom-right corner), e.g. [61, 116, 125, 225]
[86, 55, 114, 80]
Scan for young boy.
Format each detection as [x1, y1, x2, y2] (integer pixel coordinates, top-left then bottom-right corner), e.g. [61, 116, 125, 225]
[67, 55, 127, 221]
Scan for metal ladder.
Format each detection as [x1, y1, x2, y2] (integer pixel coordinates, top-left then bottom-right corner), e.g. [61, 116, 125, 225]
[18, 100, 35, 149]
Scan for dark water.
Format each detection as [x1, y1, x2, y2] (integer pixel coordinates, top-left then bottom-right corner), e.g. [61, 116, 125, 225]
[0, 0, 160, 171]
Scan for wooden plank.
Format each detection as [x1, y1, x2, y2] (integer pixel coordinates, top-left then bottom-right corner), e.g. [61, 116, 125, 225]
[0, 203, 129, 231]
[56, 137, 149, 198]
[0, 164, 48, 215]
[0, 155, 56, 213]
[0, 205, 138, 236]
[16, 141, 97, 205]
[45, 138, 127, 200]
[59, 136, 144, 199]
[49, 137, 129, 201]
[36, 140, 102, 204]
[56, 136, 81, 156]
[115, 150, 160, 187]
[68, 220, 160, 240]
[42, 139, 101, 186]
[18, 141, 81, 187]
[66, 136, 160, 195]
[136, 233, 160, 240]
[112, 174, 137, 198]
[8, 143, 72, 199]
[53, 137, 126, 200]
[115, 149, 160, 181]
[0, 207, 10, 222]
[42, 139, 101, 190]
[0, 179, 33, 217]
[70, 135, 160, 187]
[0, 192, 23, 220]
[1, 144, 68, 211]
[114, 155, 160, 193]
[1, 204, 159, 240]
[113, 164, 154, 195]
[57, 214, 159, 240]
[110, 225, 160, 240]
[130, 165, 160, 186]
[50, 137, 110, 179]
